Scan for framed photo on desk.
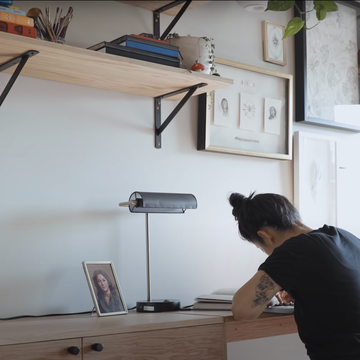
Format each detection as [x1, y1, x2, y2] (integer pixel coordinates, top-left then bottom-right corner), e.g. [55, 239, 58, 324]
[82, 261, 128, 317]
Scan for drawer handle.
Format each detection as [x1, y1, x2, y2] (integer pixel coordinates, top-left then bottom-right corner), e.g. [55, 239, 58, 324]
[67, 346, 80, 355]
[91, 343, 104, 352]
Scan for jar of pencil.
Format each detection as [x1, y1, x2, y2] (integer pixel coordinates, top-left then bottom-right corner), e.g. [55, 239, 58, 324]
[27, 6, 73, 43]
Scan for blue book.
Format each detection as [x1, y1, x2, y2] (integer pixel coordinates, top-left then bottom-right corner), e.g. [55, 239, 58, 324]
[0, 1, 14, 5]
[0, 5, 26, 15]
[126, 40, 179, 58]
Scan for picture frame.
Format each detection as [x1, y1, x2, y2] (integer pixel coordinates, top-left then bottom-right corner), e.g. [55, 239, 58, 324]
[294, 131, 338, 230]
[294, 0, 360, 132]
[82, 261, 128, 317]
[263, 21, 286, 66]
[197, 57, 293, 160]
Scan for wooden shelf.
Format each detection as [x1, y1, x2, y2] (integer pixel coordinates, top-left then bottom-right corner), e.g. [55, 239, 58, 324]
[117, 1, 211, 16]
[0, 32, 232, 101]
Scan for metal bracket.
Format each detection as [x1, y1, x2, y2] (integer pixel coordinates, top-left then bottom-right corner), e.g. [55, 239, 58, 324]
[154, 82, 207, 149]
[153, 1, 192, 40]
[0, 50, 39, 108]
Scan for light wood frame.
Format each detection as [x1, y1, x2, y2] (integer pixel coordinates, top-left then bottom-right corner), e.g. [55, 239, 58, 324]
[263, 21, 286, 66]
[197, 58, 293, 160]
[82, 261, 128, 317]
[294, 0, 360, 132]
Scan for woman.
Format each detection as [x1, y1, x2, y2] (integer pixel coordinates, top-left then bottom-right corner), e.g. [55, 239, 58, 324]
[268, 105, 277, 119]
[221, 98, 229, 116]
[92, 269, 123, 313]
[229, 191, 360, 360]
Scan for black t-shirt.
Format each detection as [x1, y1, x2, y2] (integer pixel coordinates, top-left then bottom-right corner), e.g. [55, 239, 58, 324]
[258, 225, 360, 360]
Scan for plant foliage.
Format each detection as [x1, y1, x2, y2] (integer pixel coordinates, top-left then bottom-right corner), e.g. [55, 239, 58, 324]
[266, 0, 338, 38]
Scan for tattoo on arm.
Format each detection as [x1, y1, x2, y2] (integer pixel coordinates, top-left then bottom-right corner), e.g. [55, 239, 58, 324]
[251, 274, 275, 308]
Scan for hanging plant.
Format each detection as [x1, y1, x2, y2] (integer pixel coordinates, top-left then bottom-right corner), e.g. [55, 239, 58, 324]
[266, 0, 338, 38]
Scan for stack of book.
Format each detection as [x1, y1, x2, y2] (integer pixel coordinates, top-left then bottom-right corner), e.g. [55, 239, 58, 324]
[88, 33, 180, 68]
[0, 0, 37, 39]
[192, 288, 295, 314]
[192, 288, 235, 311]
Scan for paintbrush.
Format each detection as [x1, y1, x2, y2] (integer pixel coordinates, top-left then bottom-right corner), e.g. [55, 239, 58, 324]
[56, 7, 73, 39]
[53, 7, 59, 32]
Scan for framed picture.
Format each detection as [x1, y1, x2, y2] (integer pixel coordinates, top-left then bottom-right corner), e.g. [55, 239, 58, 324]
[294, 131, 338, 230]
[294, 0, 360, 132]
[263, 21, 286, 66]
[82, 261, 128, 317]
[197, 57, 293, 160]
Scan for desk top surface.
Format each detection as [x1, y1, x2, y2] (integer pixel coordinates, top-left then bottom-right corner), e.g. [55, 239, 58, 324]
[0, 310, 296, 346]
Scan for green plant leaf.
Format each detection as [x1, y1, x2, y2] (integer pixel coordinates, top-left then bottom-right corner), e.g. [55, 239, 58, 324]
[266, 0, 295, 11]
[313, 1, 338, 12]
[315, 4, 327, 20]
[283, 17, 305, 38]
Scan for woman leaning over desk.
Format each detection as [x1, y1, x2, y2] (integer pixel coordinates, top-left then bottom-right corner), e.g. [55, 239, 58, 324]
[229, 191, 360, 360]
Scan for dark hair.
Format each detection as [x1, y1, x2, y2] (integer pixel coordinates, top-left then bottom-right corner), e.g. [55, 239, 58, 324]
[93, 269, 115, 297]
[228, 191, 301, 244]
[221, 98, 228, 108]
[269, 106, 277, 115]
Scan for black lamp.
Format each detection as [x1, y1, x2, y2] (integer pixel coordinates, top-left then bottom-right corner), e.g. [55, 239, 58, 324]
[119, 191, 197, 312]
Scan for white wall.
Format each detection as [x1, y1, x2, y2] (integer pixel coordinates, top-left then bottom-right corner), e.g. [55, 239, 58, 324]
[1, 2, 360, 359]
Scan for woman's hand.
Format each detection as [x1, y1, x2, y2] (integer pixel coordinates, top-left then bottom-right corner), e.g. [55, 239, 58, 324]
[274, 290, 294, 306]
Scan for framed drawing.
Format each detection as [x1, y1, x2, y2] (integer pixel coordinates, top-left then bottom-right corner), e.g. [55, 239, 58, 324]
[294, 131, 338, 230]
[82, 261, 128, 317]
[263, 21, 286, 66]
[294, 0, 360, 132]
[197, 57, 293, 160]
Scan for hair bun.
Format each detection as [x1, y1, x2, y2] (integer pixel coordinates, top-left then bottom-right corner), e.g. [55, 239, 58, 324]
[229, 193, 246, 220]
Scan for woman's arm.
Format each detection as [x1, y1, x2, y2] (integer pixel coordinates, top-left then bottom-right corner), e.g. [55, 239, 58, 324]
[232, 270, 282, 321]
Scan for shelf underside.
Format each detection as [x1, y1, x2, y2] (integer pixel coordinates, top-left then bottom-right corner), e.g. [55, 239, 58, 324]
[0, 32, 232, 101]
[117, 1, 211, 16]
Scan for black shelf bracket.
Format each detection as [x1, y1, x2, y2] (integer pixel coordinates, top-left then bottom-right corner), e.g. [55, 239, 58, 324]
[155, 82, 207, 149]
[0, 50, 39, 108]
[154, 1, 192, 40]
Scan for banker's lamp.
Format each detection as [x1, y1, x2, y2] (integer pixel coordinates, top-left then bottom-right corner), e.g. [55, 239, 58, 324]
[119, 191, 197, 312]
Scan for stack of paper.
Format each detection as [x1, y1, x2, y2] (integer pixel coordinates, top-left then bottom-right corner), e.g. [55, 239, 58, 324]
[192, 288, 236, 311]
[192, 288, 295, 314]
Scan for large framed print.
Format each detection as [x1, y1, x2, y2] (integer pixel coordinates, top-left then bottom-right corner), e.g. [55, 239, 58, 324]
[82, 261, 128, 317]
[294, 1, 360, 132]
[197, 57, 293, 160]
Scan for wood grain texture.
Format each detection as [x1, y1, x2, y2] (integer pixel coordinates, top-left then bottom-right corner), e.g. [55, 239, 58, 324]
[83, 324, 226, 360]
[0, 338, 82, 360]
[0, 32, 232, 101]
[0, 312, 223, 346]
[117, 1, 211, 16]
[226, 314, 297, 342]
[0, 311, 298, 360]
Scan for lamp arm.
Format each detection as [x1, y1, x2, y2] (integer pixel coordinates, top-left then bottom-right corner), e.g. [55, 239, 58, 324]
[145, 213, 151, 302]
[119, 200, 137, 207]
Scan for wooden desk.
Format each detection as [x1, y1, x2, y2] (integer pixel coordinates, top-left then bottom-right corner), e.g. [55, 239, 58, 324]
[0, 311, 297, 359]
[183, 310, 297, 342]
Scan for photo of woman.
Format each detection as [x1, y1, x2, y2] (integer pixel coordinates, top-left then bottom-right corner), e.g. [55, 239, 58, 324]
[92, 269, 123, 313]
[264, 97, 282, 135]
[83, 261, 128, 317]
[214, 88, 238, 128]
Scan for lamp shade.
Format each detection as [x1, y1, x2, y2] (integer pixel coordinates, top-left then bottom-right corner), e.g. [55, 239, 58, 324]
[120, 192, 197, 213]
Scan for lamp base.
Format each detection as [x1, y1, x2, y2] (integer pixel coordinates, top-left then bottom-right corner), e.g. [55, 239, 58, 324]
[136, 299, 180, 312]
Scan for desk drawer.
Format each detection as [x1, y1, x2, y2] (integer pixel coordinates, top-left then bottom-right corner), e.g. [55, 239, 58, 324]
[83, 323, 226, 359]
